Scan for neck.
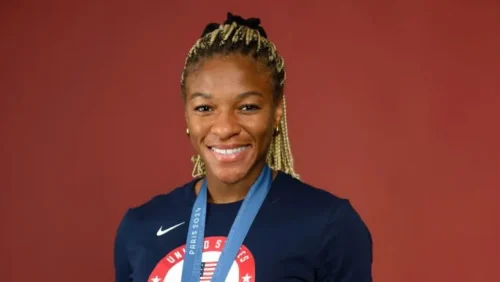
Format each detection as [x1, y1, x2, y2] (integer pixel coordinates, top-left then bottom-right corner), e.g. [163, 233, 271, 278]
[194, 162, 275, 204]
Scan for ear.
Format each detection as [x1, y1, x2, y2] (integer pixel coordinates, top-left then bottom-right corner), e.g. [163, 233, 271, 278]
[273, 96, 284, 129]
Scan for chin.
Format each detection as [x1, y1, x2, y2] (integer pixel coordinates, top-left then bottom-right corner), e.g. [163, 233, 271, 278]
[209, 165, 249, 184]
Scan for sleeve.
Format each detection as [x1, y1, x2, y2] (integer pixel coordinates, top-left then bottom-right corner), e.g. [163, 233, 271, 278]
[114, 209, 133, 282]
[315, 199, 373, 282]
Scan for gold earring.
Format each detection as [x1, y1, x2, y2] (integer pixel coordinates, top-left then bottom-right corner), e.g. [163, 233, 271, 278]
[186, 128, 190, 136]
[273, 127, 280, 136]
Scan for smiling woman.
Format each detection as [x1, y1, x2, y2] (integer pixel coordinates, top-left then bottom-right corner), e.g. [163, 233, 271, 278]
[184, 53, 285, 195]
[114, 12, 373, 282]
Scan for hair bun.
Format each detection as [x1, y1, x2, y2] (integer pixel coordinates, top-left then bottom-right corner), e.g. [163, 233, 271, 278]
[200, 12, 268, 39]
[224, 12, 267, 38]
[224, 12, 259, 28]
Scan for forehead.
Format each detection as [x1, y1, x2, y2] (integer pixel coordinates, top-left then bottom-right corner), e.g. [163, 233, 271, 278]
[185, 54, 272, 98]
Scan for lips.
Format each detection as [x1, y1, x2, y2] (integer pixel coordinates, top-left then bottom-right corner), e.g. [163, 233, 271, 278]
[208, 145, 251, 163]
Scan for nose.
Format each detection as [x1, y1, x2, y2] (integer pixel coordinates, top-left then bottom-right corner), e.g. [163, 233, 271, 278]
[211, 109, 240, 140]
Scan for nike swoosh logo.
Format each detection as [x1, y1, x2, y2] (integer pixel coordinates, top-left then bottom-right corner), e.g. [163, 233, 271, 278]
[157, 222, 185, 236]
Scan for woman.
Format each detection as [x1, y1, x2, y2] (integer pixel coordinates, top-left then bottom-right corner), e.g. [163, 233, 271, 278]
[114, 12, 372, 282]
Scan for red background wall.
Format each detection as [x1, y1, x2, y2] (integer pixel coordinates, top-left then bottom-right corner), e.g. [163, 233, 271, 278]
[1, 1, 499, 281]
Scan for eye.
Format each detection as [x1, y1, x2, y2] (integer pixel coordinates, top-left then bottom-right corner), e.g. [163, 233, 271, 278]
[240, 104, 261, 111]
[194, 105, 213, 112]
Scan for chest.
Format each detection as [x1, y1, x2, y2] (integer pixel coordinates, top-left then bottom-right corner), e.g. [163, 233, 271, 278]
[128, 205, 321, 282]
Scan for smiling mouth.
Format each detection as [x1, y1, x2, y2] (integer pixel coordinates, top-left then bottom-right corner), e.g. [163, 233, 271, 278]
[207, 145, 251, 162]
[209, 145, 250, 154]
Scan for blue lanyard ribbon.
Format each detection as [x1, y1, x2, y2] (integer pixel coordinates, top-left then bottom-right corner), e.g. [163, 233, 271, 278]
[181, 165, 272, 282]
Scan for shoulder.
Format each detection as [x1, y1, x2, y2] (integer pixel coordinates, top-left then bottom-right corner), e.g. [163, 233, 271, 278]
[116, 179, 196, 233]
[274, 171, 349, 213]
[130, 184, 189, 219]
[275, 171, 371, 248]
[286, 174, 369, 235]
[276, 174, 373, 279]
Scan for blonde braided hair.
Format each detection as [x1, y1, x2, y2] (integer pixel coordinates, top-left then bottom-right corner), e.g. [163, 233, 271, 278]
[181, 13, 299, 179]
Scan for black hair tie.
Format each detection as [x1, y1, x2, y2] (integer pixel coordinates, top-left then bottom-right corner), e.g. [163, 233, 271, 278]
[201, 23, 220, 37]
[224, 12, 260, 28]
[200, 12, 268, 38]
[224, 12, 267, 38]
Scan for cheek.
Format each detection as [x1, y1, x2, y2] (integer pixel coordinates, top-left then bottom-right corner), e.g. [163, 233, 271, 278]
[188, 124, 207, 155]
[189, 121, 204, 134]
[186, 110, 203, 131]
[245, 117, 273, 145]
[186, 115, 207, 142]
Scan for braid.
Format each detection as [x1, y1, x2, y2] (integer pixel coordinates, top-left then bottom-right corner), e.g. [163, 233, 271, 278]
[181, 13, 299, 179]
[268, 97, 298, 178]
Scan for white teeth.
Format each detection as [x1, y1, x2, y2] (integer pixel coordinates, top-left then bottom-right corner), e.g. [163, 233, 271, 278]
[211, 146, 248, 155]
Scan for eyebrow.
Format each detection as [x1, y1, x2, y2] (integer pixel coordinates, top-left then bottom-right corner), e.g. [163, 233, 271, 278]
[189, 92, 211, 100]
[188, 91, 264, 101]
